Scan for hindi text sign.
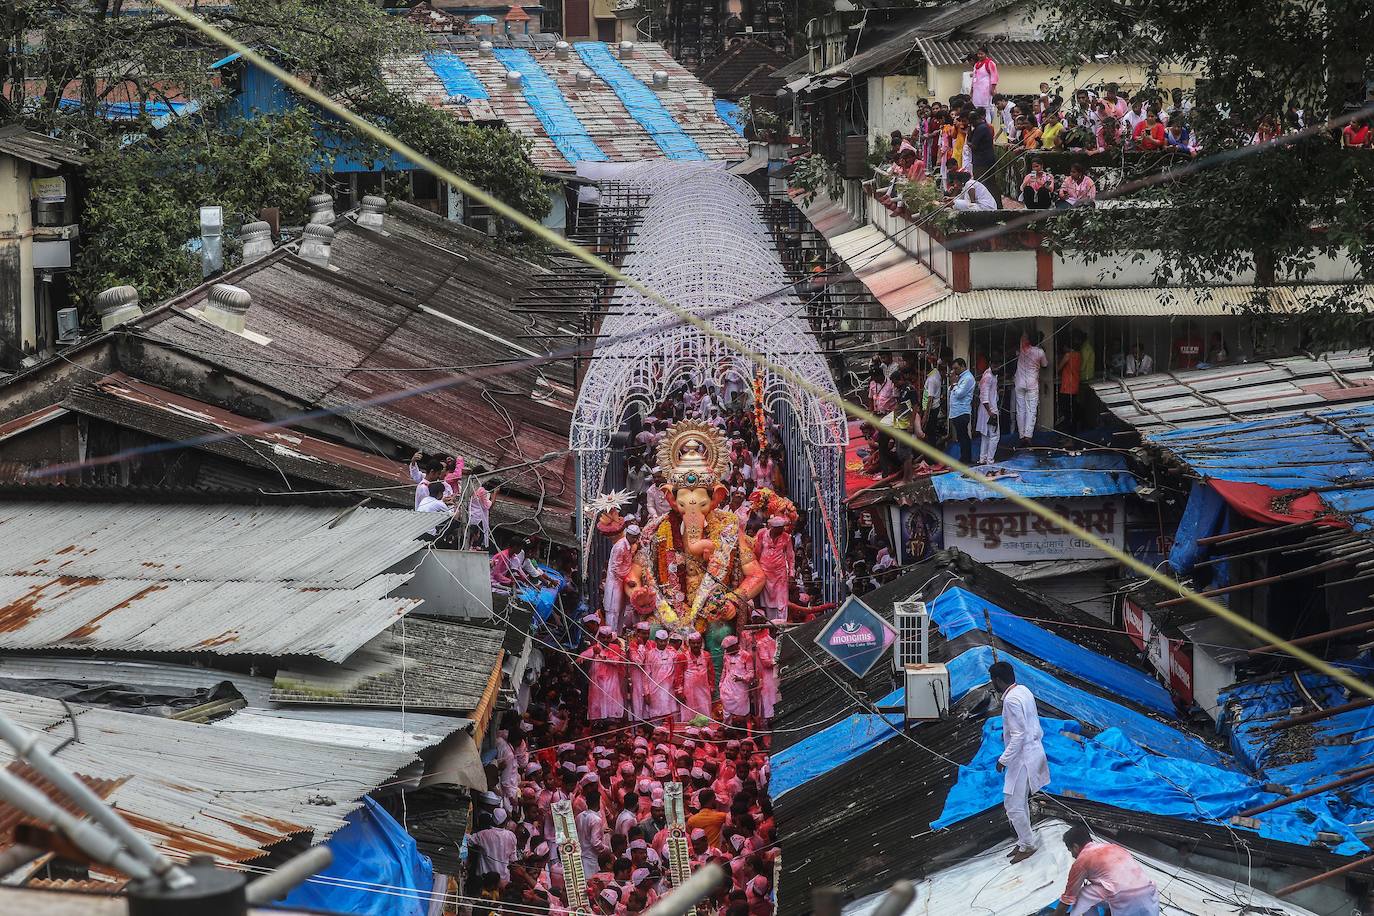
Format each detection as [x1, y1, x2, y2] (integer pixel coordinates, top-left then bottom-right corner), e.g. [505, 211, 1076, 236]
[941, 496, 1126, 562]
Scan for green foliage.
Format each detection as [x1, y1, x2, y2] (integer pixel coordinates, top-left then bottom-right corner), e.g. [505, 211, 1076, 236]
[74, 109, 323, 307]
[352, 95, 552, 223]
[788, 154, 843, 206]
[897, 179, 955, 233]
[1035, 0, 1374, 348]
[3, 0, 552, 311]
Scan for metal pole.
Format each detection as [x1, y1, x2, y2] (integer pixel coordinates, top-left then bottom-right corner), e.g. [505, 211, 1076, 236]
[1274, 851, 1374, 898]
[0, 768, 153, 882]
[868, 880, 915, 916]
[244, 846, 334, 904]
[1271, 697, 1374, 730]
[0, 843, 43, 880]
[812, 885, 843, 916]
[643, 863, 726, 916]
[1236, 765, 1374, 817]
[0, 712, 191, 888]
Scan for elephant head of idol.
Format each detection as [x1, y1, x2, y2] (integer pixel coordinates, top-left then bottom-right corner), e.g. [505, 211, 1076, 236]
[657, 420, 730, 519]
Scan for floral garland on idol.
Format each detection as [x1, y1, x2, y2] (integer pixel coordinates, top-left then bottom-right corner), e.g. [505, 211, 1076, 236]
[642, 511, 740, 629]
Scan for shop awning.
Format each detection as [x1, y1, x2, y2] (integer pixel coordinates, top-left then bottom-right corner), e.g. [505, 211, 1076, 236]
[792, 189, 860, 240]
[829, 226, 951, 322]
[903, 284, 1374, 327]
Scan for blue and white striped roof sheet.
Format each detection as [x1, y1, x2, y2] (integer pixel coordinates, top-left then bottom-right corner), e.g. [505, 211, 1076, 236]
[382, 41, 745, 172]
[492, 48, 608, 163]
[574, 42, 706, 160]
[1147, 403, 1374, 531]
[423, 50, 490, 100]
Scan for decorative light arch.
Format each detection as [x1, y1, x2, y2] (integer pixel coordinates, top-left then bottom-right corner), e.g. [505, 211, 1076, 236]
[573, 165, 848, 597]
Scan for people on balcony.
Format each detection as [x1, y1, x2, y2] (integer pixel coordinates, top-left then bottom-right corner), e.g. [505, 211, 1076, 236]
[946, 170, 998, 211]
[1133, 108, 1167, 150]
[1056, 163, 1097, 208]
[1165, 119, 1197, 157]
[1019, 158, 1054, 209]
[1060, 113, 1098, 153]
[1342, 116, 1370, 148]
[1040, 109, 1065, 150]
[969, 46, 999, 123]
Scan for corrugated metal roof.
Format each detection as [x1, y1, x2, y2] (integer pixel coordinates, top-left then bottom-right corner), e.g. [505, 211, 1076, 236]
[0, 653, 471, 735]
[0, 125, 87, 169]
[0, 573, 417, 662]
[0, 689, 416, 862]
[58, 374, 411, 504]
[212, 708, 460, 753]
[830, 226, 950, 321]
[904, 284, 1374, 326]
[916, 38, 1157, 68]
[1090, 350, 1374, 433]
[271, 617, 505, 712]
[842, 818, 1319, 916]
[0, 501, 435, 589]
[1146, 403, 1374, 532]
[134, 204, 578, 534]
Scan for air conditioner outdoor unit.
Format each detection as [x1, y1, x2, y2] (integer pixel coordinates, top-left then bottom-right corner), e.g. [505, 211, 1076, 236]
[893, 598, 929, 670]
[904, 663, 950, 722]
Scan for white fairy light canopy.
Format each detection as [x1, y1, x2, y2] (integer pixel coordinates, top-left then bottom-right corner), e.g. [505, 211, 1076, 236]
[573, 164, 848, 570]
[572, 165, 847, 456]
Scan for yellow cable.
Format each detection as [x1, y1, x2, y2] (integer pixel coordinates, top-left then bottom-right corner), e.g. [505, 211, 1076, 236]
[145, 0, 1374, 702]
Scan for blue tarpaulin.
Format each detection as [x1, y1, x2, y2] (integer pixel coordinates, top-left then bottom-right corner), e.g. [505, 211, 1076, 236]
[715, 100, 746, 135]
[491, 49, 608, 163]
[277, 797, 433, 916]
[424, 51, 490, 100]
[931, 716, 1373, 855]
[520, 563, 565, 625]
[771, 712, 903, 798]
[771, 642, 1226, 799]
[925, 588, 1175, 717]
[1220, 674, 1374, 835]
[1167, 482, 1228, 574]
[931, 453, 1138, 503]
[574, 43, 706, 160]
[1148, 404, 1374, 532]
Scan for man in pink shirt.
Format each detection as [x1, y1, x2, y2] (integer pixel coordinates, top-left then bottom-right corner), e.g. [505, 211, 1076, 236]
[1052, 825, 1159, 915]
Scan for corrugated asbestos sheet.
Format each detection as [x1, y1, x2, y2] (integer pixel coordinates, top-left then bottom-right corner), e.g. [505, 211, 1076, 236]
[916, 38, 1157, 68]
[212, 709, 462, 753]
[136, 204, 577, 537]
[271, 617, 506, 713]
[0, 502, 435, 661]
[1091, 350, 1374, 433]
[0, 690, 416, 863]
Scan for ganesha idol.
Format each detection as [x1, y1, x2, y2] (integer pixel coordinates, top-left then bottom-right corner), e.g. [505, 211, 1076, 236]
[625, 420, 765, 632]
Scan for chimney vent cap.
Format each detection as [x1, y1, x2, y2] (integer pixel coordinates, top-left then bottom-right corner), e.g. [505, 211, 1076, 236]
[208, 283, 252, 316]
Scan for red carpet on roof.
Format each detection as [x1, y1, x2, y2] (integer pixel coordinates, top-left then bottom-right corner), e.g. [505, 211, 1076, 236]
[1208, 479, 1350, 529]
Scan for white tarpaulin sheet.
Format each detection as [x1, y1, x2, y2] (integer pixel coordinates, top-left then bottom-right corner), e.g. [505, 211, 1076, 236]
[844, 820, 1314, 916]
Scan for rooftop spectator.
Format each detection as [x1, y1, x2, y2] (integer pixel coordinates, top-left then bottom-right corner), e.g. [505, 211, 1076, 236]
[1056, 162, 1097, 208]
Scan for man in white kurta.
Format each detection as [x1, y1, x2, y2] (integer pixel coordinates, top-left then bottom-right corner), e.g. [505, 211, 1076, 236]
[603, 525, 640, 633]
[990, 660, 1050, 862]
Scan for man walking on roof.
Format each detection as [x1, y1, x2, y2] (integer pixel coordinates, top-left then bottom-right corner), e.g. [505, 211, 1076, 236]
[1052, 825, 1159, 915]
[990, 660, 1049, 863]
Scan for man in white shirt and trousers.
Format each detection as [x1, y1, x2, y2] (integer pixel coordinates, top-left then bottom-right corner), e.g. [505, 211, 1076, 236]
[990, 660, 1050, 864]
